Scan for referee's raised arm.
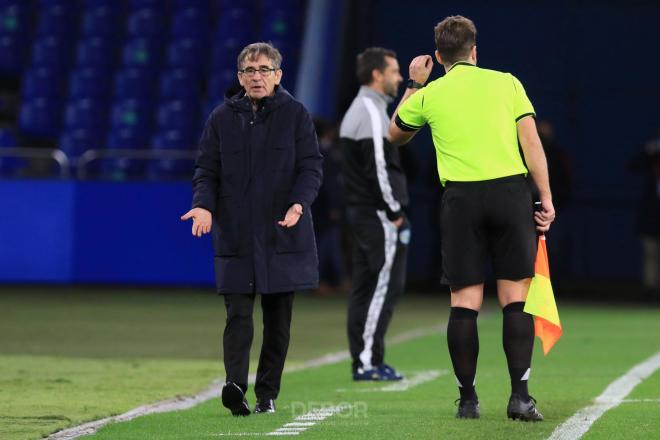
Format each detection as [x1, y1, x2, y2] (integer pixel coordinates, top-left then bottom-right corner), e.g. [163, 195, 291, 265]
[388, 55, 433, 146]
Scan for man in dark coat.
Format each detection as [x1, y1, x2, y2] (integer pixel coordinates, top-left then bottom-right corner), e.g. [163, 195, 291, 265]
[181, 42, 323, 416]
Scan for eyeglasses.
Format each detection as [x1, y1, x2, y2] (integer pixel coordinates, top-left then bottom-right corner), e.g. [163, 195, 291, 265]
[238, 66, 279, 77]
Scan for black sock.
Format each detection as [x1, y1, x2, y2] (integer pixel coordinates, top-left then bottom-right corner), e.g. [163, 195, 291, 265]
[502, 301, 534, 399]
[447, 307, 479, 401]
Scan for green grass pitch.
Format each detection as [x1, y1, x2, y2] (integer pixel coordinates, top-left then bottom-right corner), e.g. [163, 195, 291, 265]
[0, 288, 658, 440]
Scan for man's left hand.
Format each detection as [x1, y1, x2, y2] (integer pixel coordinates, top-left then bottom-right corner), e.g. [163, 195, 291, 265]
[278, 203, 303, 228]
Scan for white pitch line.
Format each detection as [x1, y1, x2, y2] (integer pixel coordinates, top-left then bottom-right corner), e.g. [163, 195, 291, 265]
[621, 398, 660, 403]
[547, 351, 660, 440]
[266, 405, 349, 437]
[48, 322, 446, 440]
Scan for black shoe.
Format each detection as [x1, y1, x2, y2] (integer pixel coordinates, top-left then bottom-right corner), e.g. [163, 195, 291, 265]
[221, 382, 250, 416]
[507, 394, 544, 422]
[455, 398, 480, 419]
[254, 398, 276, 414]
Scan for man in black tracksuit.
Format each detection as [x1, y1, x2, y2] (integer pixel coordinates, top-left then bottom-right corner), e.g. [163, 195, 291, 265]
[340, 47, 409, 381]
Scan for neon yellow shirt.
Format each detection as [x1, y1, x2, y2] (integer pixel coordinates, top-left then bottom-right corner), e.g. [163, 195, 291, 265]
[397, 62, 535, 185]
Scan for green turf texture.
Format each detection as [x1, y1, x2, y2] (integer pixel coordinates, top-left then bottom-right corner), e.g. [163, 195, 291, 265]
[0, 288, 446, 440]
[1, 288, 659, 439]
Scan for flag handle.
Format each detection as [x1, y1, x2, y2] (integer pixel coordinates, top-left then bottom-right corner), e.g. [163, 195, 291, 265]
[534, 201, 545, 239]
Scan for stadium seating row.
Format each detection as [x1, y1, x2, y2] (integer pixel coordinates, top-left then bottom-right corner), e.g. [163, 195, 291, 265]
[0, 0, 304, 178]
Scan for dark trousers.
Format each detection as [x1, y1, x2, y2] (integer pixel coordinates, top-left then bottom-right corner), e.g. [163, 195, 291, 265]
[223, 291, 294, 400]
[347, 208, 409, 371]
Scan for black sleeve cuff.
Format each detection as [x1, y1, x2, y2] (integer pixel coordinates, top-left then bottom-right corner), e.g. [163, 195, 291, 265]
[515, 112, 536, 122]
[395, 114, 422, 132]
[386, 209, 403, 221]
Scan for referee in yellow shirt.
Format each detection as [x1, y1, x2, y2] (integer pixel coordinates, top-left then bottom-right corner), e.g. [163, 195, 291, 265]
[389, 15, 555, 421]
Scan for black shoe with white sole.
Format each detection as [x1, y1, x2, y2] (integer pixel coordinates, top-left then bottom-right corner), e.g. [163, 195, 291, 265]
[221, 382, 250, 416]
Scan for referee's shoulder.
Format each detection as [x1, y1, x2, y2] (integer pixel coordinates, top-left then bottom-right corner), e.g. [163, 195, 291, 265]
[476, 66, 514, 79]
[476, 67, 524, 89]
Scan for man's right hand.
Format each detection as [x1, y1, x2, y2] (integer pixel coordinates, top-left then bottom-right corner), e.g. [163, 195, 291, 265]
[392, 217, 404, 229]
[409, 55, 433, 85]
[181, 208, 212, 237]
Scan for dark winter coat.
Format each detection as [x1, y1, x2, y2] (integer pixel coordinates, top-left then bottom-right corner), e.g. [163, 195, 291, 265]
[192, 86, 323, 293]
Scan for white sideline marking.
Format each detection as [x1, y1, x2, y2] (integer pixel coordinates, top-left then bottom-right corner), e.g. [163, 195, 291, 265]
[48, 323, 446, 439]
[621, 398, 660, 403]
[335, 369, 447, 393]
[266, 406, 349, 437]
[547, 351, 660, 440]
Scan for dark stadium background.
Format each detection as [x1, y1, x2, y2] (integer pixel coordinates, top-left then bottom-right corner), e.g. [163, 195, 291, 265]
[0, 0, 658, 299]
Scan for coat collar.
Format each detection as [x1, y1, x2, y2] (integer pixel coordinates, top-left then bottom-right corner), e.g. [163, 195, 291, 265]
[225, 85, 292, 114]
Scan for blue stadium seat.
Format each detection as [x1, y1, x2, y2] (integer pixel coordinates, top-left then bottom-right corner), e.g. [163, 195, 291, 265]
[59, 127, 98, 158]
[21, 67, 64, 98]
[36, 3, 77, 38]
[211, 0, 252, 14]
[0, 127, 25, 176]
[69, 67, 111, 99]
[38, 0, 74, 5]
[166, 38, 205, 73]
[31, 35, 70, 69]
[262, 0, 299, 9]
[0, 1, 31, 36]
[0, 34, 25, 74]
[81, 6, 120, 37]
[207, 69, 237, 101]
[126, 8, 164, 39]
[122, 37, 160, 69]
[105, 125, 147, 178]
[111, 99, 153, 132]
[106, 126, 150, 149]
[156, 99, 199, 134]
[171, 7, 208, 41]
[215, 8, 253, 41]
[152, 129, 194, 151]
[64, 98, 108, 131]
[261, 9, 299, 41]
[103, 127, 149, 178]
[76, 36, 116, 67]
[113, 67, 155, 99]
[0, 127, 16, 147]
[128, 0, 162, 11]
[159, 68, 201, 100]
[82, 0, 122, 9]
[148, 129, 195, 179]
[173, 0, 210, 12]
[19, 97, 63, 138]
[211, 38, 245, 72]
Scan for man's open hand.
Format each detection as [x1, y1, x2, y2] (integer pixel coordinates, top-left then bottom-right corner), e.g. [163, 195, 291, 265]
[181, 207, 212, 237]
[278, 203, 303, 228]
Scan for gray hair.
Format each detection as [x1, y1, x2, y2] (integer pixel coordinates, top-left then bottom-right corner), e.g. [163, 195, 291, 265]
[237, 42, 283, 70]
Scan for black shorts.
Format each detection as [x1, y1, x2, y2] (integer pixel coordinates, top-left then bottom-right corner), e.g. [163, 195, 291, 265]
[440, 175, 536, 286]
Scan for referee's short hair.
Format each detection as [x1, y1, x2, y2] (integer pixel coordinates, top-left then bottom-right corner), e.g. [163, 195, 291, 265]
[356, 47, 397, 86]
[434, 16, 477, 66]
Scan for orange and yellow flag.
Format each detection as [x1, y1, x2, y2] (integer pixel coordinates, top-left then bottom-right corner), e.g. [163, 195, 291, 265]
[523, 235, 562, 355]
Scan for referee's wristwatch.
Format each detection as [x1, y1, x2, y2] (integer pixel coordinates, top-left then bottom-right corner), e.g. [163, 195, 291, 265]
[406, 79, 424, 89]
